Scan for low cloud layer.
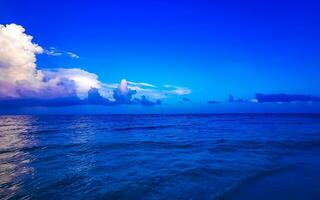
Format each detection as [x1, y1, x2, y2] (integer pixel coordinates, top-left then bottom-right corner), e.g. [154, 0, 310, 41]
[0, 23, 190, 107]
[207, 100, 220, 104]
[256, 93, 320, 103]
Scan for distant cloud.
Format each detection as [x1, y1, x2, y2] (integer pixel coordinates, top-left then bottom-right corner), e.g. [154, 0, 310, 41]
[163, 85, 192, 96]
[182, 97, 191, 102]
[66, 52, 79, 59]
[256, 93, 320, 103]
[0, 23, 190, 108]
[207, 100, 220, 104]
[0, 80, 162, 107]
[112, 79, 137, 104]
[228, 95, 234, 102]
[228, 94, 247, 103]
[87, 88, 111, 105]
[44, 48, 62, 56]
[44, 47, 79, 59]
[137, 96, 162, 106]
[124, 82, 191, 100]
[107, 79, 162, 106]
[127, 81, 156, 88]
[0, 96, 83, 107]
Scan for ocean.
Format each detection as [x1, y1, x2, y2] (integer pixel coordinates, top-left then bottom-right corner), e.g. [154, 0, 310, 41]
[0, 114, 320, 200]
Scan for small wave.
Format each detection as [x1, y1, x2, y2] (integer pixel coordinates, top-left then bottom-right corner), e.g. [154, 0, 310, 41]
[97, 166, 227, 200]
[0, 143, 83, 154]
[96, 140, 195, 150]
[113, 125, 175, 131]
[214, 165, 292, 200]
[208, 139, 320, 153]
[0, 140, 197, 156]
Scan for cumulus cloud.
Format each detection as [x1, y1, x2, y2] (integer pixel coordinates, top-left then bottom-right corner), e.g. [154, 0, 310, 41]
[0, 25, 77, 100]
[256, 93, 320, 103]
[0, 23, 190, 107]
[0, 23, 43, 97]
[87, 88, 112, 105]
[111, 79, 162, 106]
[113, 79, 137, 104]
[42, 68, 102, 99]
[138, 96, 162, 106]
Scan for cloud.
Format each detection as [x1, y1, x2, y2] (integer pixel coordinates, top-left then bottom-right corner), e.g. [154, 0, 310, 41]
[182, 97, 191, 102]
[111, 79, 161, 106]
[112, 79, 137, 104]
[0, 81, 161, 107]
[163, 85, 192, 96]
[0, 96, 83, 107]
[207, 100, 220, 104]
[44, 47, 79, 59]
[42, 68, 102, 99]
[0, 23, 190, 108]
[141, 96, 162, 106]
[122, 82, 191, 100]
[66, 52, 79, 59]
[228, 94, 247, 103]
[43, 47, 62, 56]
[0, 23, 43, 96]
[127, 81, 156, 88]
[256, 93, 320, 103]
[87, 87, 112, 105]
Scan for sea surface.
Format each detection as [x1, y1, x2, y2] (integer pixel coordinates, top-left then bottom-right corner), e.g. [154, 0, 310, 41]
[0, 114, 320, 200]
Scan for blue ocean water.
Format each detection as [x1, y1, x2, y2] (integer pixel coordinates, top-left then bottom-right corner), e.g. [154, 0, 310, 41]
[0, 114, 320, 200]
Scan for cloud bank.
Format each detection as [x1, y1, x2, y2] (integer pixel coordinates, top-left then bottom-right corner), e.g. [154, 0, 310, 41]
[256, 93, 320, 103]
[0, 23, 190, 107]
[207, 100, 220, 104]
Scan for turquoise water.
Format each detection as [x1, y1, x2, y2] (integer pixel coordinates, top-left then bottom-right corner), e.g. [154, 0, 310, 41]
[0, 114, 320, 199]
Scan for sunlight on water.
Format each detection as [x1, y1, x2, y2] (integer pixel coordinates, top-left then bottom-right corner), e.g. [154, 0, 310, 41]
[0, 116, 37, 199]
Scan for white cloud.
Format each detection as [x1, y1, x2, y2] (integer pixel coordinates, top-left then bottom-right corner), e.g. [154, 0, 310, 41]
[0, 24, 87, 99]
[125, 82, 191, 100]
[171, 87, 192, 95]
[0, 23, 191, 104]
[163, 85, 192, 95]
[0, 24, 43, 82]
[42, 68, 102, 99]
[66, 52, 79, 59]
[44, 49, 62, 56]
[127, 81, 156, 88]
[44, 47, 79, 59]
[0, 24, 43, 97]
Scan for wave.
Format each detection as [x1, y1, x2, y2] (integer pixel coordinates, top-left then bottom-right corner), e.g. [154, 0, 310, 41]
[96, 166, 228, 200]
[0, 143, 83, 155]
[95, 141, 196, 150]
[113, 125, 176, 131]
[214, 165, 292, 200]
[208, 139, 320, 153]
[0, 140, 196, 156]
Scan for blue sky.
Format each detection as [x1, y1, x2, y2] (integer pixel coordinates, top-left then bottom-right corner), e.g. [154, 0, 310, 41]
[1, 0, 320, 113]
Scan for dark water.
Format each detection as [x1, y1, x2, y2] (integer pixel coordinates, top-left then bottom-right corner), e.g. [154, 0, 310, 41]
[1, 114, 320, 200]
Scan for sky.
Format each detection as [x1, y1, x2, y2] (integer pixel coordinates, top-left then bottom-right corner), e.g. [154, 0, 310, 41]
[0, 0, 320, 114]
